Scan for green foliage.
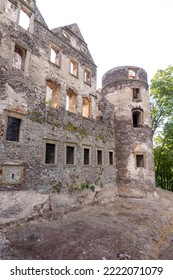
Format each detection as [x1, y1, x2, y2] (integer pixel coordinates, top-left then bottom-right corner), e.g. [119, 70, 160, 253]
[31, 112, 44, 124]
[64, 122, 87, 137]
[65, 122, 77, 132]
[52, 181, 63, 193]
[150, 66, 173, 135]
[98, 134, 106, 143]
[150, 66, 173, 191]
[80, 182, 95, 192]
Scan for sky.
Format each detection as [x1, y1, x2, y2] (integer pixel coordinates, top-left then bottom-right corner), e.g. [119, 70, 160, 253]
[36, 0, 173, 88]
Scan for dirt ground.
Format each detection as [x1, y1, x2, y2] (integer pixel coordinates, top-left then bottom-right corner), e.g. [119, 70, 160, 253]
[1, 189, 173, 260]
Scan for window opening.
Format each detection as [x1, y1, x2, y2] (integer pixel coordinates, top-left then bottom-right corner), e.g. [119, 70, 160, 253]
[82, 97, 91, 118]
[84, 69, 91, 85]
[132, 109, 143, 127]
[50, 45, 60, 66]
[97, 150, 102, 165]
[133, 88, 140, 100]
[66, 89, 77, 113]
[70, 59, 78, 77]
[6, 117, 21, 142]
[128, 69, 136, 79]
[109, 151, 113, 165]
[83, 148, 90, 165]
[13, 45, 26, 70]
[46, 81, 60, 109]
[19, 6, 31, 30]
[66, 146, 75, 164]
[5, 1, 18, 21]
[136, 154, 144, 167]
[45, 143, 55, 164]
[63, 31, 71, 40]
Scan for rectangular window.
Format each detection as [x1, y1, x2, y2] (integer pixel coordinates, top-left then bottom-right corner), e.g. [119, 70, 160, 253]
[133, 88, 140, 100]
[66, 146, 75, 164]
[66, 89, 77, 113]
[97, 150, 102, 165]
[82, 97, 91, 118]
[19, 6, 31, 31]
[45, 143, 55, 164]
[46, 80, 60, 109]
[109, 151, 113, 165]
[83, 148, 90, 165]
[136, 154, 144, 167]
[50, 44, 60, 66]
[6, 117, 21, 142]
[84, 68, 91, 85]
[13, 45, 26, 70]
[70, 59, 78, 77]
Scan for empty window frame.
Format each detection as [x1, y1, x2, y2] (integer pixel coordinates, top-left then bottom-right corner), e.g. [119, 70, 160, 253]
[63, 30, 71, 40]
[109, 151, 114, 165]
[83, 147, 91, 165]
[97, 149, 103, 165]
[66, 89, 77, 113]
[128, 69, 136, 79]
[82, 97, 91, 118]
[45, 143, 56, 164]
[84, 68, 91, 85]
[19, 5, 31, 30]
[5, 1, 18, 22]
[46, 80, 60, 109]
[133, 88, 140, 100]
[132, 108, 143, 127]
[12, 45, 26, 70]
[6, 116, 21, 142]
[66, 145, 75, 165]
[50, 44, 60, 66]
[70, 59, 78, 77]
[136, 154, 145, 168]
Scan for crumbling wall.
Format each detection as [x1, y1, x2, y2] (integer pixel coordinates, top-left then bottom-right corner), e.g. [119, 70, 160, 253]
[0, 0, 116, 192]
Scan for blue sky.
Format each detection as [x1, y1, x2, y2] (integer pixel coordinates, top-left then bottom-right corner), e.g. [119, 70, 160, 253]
[36, 0, 173, 88]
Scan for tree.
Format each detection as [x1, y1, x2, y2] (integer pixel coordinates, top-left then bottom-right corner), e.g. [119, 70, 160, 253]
[150, 66, 173, 190]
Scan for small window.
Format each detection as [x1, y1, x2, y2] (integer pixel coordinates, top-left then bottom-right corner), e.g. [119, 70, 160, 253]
[128, 69, 136, 79]
[6, 117, 21, 142]
[97, 150, 102, 165]
[136, 154, 145, 168]
[5, 1, 18, 22]
[66, 146, 75, 165]
[45, 143, 55, 164]
[13, 45, 26, 70]
[81, 45, 87, 53]
[132, 109, 143, 127]
[46, 80, 60, 109]
[70, 59, 78, 77]
[66, 89, 77, 113]
[109, 151, 113, 165]
[63, 31, 71, 40]
[83, 148, 90, 165]
[50, 45, 60, 66]
[84, 68, 91, 85]
[82, 97, 91, 118]
[19, 6, 31, 30]
[133, 88, 140, 100]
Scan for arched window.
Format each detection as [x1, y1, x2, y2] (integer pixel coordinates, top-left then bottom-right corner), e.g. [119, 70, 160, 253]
[132, 108, 143, 127]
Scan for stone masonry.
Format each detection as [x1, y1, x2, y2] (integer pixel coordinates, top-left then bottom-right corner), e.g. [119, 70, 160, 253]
[0, 0, 155, 197]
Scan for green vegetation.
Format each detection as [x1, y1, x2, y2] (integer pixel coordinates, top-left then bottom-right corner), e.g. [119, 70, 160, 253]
[65, 122, 87, 137]
[150, 66, 173, 191]
[80, 182, 95, 192]
[31, 111, 44, 124]
[52, 181, 63, 193]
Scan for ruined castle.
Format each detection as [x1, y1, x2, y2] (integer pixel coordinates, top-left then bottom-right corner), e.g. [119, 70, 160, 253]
[0, 0, 155, 197]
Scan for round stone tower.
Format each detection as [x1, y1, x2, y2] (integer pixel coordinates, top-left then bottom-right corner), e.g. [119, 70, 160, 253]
[102, 66, 155, 197]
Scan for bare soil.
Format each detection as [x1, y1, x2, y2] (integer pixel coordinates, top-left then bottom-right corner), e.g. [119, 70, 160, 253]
[1, 189, 173, 260]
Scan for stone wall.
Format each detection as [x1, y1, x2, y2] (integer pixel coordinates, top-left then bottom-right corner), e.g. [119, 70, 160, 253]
[0, 0, 116, 192]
